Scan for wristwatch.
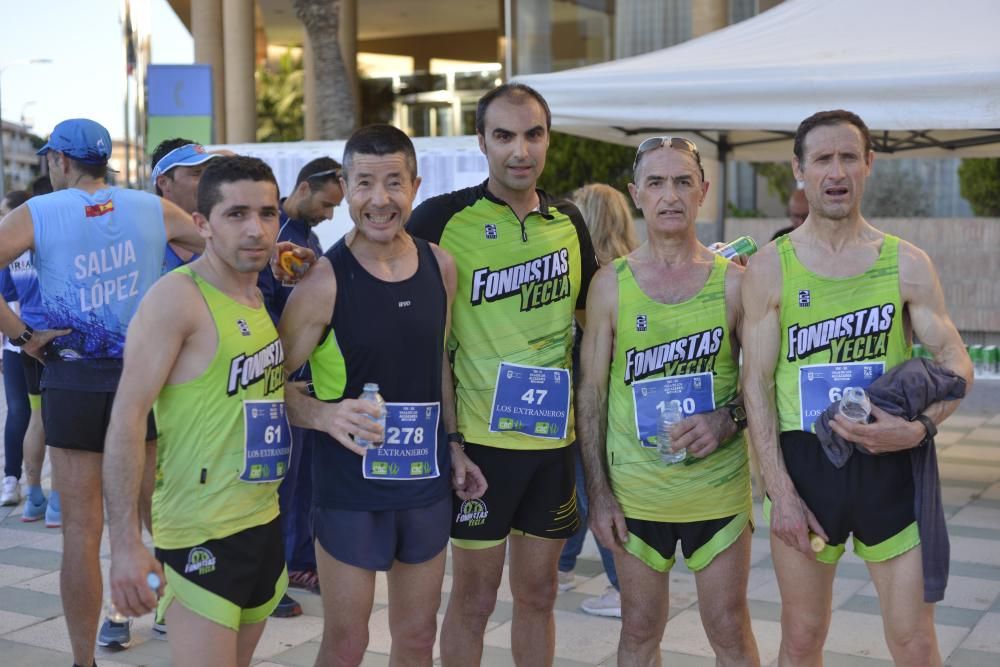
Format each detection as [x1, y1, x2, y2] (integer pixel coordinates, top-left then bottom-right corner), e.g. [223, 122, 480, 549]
[726, 403, 748, 431]
[447, 432, 466, 449]
[9, 324, 33, 347]
[912, 414, 937, 446]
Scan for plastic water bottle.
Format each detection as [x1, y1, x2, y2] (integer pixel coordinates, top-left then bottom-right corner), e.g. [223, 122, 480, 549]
[838, 387, 871, 423]
[106, 572, 161, 622]
[356, 383, 386, 448]
[657, 400, 686, 465]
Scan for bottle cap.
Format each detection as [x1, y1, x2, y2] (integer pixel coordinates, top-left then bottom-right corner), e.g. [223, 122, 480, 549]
[809, 533, 826, 553]
[147, 572, 161, 591]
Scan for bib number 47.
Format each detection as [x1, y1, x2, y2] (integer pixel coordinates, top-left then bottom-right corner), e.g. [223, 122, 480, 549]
[521, 388, 548, 405]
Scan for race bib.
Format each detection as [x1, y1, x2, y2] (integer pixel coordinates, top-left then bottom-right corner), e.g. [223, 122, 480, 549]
[799, 362, 884, 433]
[489, 362, 570, 439]
[240, 400, 292, 483]
[363, 402, 441, 480]
[632, 372, 715, 448]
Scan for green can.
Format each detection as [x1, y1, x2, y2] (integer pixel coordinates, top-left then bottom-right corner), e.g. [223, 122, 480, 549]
[969, 344, 984, 374]
[912, 343, 925, 359]
[715, 236, 758, 260]
[984, 345, 998, 375]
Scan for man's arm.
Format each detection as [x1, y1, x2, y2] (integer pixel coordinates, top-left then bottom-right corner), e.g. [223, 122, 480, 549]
[577, 264, 628, 552]
[161, 198, 205, 255]
[670, 260, 744, 458]
[431, 242, 487, 500]
[105, 275, 199, 616]
[279, 258, 381, 453]
[831, 241, 974, 452]
[0, 205, 70, 354]
[742, 248, 825, 555]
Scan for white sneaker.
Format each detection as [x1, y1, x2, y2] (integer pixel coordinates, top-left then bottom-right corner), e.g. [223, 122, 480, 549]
[580, 586, 621, 618]
[557, 570, 575, 592]
[1, 477, 20, 506]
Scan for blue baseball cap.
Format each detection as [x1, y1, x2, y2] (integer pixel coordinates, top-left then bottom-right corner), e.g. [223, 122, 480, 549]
[151, 143, 219, 181]
[36, 118, 112, 165]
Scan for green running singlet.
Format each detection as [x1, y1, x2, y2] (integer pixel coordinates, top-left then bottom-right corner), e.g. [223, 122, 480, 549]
[408, 183, 599, 451]
[775, 234, 911, 433]
[607, 255, 750, 522]
[152, 267, 285, 549]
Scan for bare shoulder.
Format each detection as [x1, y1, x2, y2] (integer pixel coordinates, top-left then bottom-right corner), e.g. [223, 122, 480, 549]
[742, 242, 782, 301]
[429, 241, 456, 285]
[589, 262, 619, 302]
[283, 257, 336, 326]
[134, 271, 205, 334]
[897, 238, 935, 278]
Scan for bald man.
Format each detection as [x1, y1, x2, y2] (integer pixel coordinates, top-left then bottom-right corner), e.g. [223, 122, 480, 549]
[772, 189, 809, 240]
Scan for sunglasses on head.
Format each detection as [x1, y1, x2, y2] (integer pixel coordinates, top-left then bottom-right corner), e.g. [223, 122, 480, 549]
[633, 136, 704, 180]
[306, 168, 341, 181]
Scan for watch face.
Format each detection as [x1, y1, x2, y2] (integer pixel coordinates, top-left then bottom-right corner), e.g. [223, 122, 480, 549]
[732, 405, 747, 421]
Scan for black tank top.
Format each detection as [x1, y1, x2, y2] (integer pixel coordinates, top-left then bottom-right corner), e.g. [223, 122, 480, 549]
[312, 235, 451, 511]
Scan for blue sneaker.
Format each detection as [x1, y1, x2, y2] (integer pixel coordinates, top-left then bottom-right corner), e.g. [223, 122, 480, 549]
[97, 616, 132, 649]
[45, 490, 61, 528]
[21, 496, 46, 523]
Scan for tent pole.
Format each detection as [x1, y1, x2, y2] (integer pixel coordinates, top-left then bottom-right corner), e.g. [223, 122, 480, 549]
[716, 133, 730, 243]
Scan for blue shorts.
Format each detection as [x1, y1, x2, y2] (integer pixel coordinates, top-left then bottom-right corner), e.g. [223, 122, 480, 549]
[313, 494, 451, 571]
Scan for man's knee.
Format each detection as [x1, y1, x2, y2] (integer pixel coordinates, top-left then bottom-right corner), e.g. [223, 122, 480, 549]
[885, 619, 938, 664]
[703, 599, 752, 651]
[620, 603, 668, 648]
[781, 608, 830, 659]
[512, 575, 557, 614]
[320, 622, 369, 667]
[391, 617, 437, 656]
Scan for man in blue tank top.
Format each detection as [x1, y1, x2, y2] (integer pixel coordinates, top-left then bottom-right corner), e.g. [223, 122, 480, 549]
[0, 118, 205, 667]
[280, 124, 487, 667]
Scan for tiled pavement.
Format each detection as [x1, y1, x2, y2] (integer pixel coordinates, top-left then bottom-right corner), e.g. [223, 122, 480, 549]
[0, 381, 998, 666]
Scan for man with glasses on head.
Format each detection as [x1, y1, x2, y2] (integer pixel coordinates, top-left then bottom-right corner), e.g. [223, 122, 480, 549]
[581, 136, 760, 665]
[258, 156, 344, 618]
[771, 188, 809, 241]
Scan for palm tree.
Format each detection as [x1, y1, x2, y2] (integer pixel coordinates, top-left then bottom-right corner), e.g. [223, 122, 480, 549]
[294, 0, 357, 139]
[256, 50, 305, 142]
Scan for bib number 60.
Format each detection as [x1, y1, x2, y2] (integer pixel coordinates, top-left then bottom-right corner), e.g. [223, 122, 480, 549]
[828, 386, 861, 403]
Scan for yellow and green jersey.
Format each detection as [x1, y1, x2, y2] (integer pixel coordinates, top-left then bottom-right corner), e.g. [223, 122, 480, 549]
[775, 234, 911, 433]
[153, 267, 285, 549]
[408, 181, 599, 451]
[607, 255, 750, 522]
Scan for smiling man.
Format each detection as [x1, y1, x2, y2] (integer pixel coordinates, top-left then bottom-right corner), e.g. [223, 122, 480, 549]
[277, 124, 485, 666]
[741, 110, 973, 666]
[408, 83, 599, 667]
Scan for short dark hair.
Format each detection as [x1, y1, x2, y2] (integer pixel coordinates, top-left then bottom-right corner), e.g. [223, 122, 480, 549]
[794, 110, 873, 162]
[31, 175, 53, 196]
[70, 157, 109, 181]
[2, 190, 30, 210]
[342, 124, 417, 182]
[196, 155, 279, 217]
[151, 137, 195, 195]
[476, 83, 552, 137]
[295, 156, 343, 190]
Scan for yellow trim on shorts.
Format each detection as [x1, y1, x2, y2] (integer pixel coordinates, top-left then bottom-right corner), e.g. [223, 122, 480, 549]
[623, 532, 676, 573]
[686, 511, 752, 572]
[451, 529, 558, 550]
[28, 393, 41, 410]
[853, 521, 920, 563]
[761, 496, 848, 565]
[160, 563, 287, 631]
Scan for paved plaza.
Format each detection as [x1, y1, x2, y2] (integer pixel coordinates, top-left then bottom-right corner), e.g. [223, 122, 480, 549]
[0, 380, 997, 666]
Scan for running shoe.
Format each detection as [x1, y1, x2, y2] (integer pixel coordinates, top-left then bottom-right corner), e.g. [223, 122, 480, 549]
[270, 593, 302, 618]
[152, 617, 167, 640]
[21, 496, 46, 523]
[1, 476, 20, 506]
[44, 490, 61, 528]
[97, 616, 133, 649]
[580, 586, 622, 618]
[288, 569, 321, 594]
[557, 569, 576, 592]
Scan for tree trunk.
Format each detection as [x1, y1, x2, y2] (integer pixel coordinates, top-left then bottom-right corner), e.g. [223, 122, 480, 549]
[293, 0, 356, 139]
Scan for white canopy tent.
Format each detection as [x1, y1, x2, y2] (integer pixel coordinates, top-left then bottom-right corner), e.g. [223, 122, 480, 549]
[516, 0, 1000, 163]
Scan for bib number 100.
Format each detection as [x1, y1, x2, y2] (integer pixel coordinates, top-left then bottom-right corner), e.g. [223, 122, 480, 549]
[657, 398, 696, 415]
[386, 427, 425, 445]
